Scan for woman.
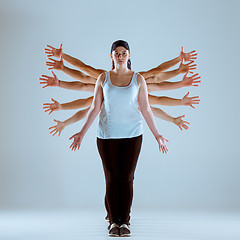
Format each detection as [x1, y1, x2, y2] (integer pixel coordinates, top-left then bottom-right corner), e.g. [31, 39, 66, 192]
[68, 40, 168, 237]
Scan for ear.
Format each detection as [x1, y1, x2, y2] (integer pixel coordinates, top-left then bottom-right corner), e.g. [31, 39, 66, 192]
[110, 54, 113, 60]
[128, 53, 131, 59]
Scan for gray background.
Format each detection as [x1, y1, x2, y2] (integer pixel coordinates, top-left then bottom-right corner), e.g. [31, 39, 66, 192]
[0, 0, 239, 211]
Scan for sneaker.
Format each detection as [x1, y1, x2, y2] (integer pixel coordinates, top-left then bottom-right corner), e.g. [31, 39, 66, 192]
[108, 223, 120, 237]
[119, 223, 131, 237]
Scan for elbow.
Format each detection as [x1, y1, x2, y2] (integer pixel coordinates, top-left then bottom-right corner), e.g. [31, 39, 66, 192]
[139, 105, 151, 116]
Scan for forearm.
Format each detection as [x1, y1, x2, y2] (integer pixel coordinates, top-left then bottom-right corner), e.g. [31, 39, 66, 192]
[59, 80, 95, 92]
[140, 56, 181, 79]
[148, 95, 182, 106]
[150, 106, 174, 123]
[61, 97, 93, 110]
[62, 66, 96, 84]
[63, 107, 90, 126]
[156, 56, 181, 72]
[62, 53, 105, 79]
[145, 69, 180, 84]
[147, 80, 183, 92]
[78, 105, 101, 137]
[140, 106, 161, 139]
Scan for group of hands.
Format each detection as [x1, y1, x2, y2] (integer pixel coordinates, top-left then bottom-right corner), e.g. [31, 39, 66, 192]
[40, 44, 200, 153]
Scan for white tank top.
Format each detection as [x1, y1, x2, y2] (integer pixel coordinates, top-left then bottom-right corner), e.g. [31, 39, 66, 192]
[97, 71, 143, 139]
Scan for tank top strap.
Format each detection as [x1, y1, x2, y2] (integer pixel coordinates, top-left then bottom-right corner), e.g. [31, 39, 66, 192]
[102, 71, 109, 87]
[132, 72, 139, 87]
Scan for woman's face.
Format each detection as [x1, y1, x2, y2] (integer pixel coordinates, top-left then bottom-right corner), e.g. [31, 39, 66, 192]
[111, 46, 130, 67]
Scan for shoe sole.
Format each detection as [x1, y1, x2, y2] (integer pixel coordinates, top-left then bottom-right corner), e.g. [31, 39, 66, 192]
[109, 234, 120, 237]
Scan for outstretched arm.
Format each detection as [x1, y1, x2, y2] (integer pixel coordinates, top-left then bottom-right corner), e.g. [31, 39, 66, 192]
[45, 57, 97, 84]
[145, 61, 197, 84]
[139, 47, 198, 79]
[137, 74, 168, 153]
[147, 72, 201, 92]
[42, 97, 93, 114]
[49, 107, 90, 137]
[39, 71, 95, 92]
[44, 44, 105, 78]
[69, 73, 105, 151]
[148, 92, 200, 108]
[151, 106, 190, 131]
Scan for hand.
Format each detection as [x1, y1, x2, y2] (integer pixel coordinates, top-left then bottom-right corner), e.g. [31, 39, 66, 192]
[46, 55, 64, 70]
[49, 119, 66, 137]
[178, 61, 197, 74]
[44, 44, 62, 58]
[39, 71, 59, 88]
[69, 132, 83, 151]
[156, 135, 169, 154]
[181, 92, 200, 109]
[181, 72, 201, 87]
[173, 115, 190, 130]
[42, 98, 61, 114]
[180, 46, 198, 62]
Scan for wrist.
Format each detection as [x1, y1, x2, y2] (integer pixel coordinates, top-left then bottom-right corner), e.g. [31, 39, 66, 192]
[155, 133, 162, 140]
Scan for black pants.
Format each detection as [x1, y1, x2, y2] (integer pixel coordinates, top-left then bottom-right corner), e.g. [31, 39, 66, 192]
[97, 134, 142, 225]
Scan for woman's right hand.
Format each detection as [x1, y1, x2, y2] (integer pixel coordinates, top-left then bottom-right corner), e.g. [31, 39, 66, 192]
[39, 71, 59, 88]
[156, 135, 169, 154]
[44, 44, 62, 58]
[42, 98, 61, 114]
[49, 119, 66, 137]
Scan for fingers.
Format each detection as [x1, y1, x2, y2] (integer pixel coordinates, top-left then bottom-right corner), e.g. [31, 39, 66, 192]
[51, 71, 56, 77]
[46, 45, 54, 49]
[46, 62, 54, 66]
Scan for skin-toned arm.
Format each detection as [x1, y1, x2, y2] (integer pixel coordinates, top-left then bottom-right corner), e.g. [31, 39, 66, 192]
[147, 72, 201, 92]
[62, 53, 105, 78]
[139, 47, 198, 79]
[39, 71, 95, 92]
[49, 107, 90, 137]
[151, 106, 190, 130]
[137, 74, 168, 153]
[145, 61, 197, 84]
[45, 57, 97, 84]
[69, 73, 105, 151]
[42, 97, 93, 115]
[148, 92, 200, 109]
[44, 44, 105, 79]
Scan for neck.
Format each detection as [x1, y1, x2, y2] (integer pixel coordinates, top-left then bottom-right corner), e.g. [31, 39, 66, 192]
[113, 64, 129, 74]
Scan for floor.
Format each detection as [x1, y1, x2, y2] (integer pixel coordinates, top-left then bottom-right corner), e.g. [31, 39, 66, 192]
[0, 208, 240, 240]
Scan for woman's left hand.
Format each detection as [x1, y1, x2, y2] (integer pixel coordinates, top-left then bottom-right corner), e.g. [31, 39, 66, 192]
[69, 132, 83, 151]
[156, 135, 169, 154]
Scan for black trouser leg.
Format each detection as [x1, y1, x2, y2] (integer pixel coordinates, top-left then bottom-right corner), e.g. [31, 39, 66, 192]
[97, 135, 142, 225]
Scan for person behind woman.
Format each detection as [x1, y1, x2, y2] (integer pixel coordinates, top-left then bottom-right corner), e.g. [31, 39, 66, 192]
[68, 40, 168, 237]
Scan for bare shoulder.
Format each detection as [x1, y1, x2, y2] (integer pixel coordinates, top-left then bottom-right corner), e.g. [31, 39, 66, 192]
[97, 72, 106, 85]
[136, 73, 146, 86]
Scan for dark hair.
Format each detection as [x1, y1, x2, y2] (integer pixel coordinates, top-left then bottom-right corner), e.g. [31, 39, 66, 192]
[111, 40, 131, 70]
